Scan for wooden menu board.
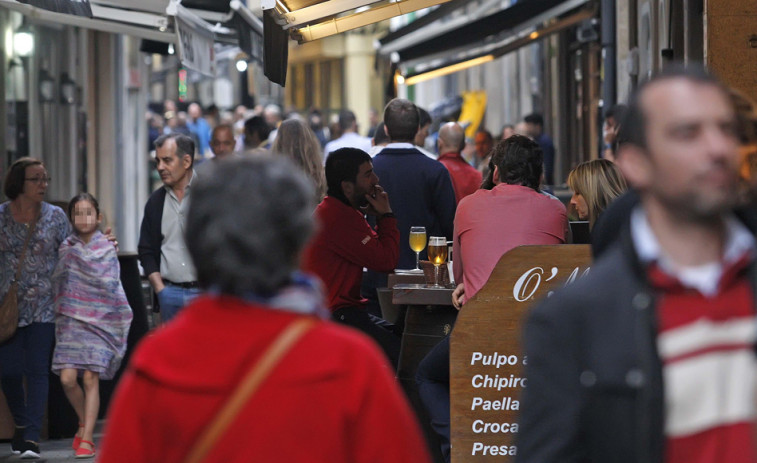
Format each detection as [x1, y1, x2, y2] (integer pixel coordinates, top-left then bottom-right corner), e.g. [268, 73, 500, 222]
[450, 245, 592, 462]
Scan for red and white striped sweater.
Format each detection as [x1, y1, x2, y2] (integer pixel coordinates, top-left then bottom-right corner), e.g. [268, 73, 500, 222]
[632, 210, 757, 463]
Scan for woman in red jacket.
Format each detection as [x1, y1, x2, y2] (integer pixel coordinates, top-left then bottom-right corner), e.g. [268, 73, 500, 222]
[99, 157, 431, 463]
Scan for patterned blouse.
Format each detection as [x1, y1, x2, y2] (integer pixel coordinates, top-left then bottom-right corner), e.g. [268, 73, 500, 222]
[0, 202, 71, 326]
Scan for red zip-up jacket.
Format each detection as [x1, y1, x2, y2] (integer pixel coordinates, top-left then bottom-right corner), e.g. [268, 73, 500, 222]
[302, 196, 399, 312]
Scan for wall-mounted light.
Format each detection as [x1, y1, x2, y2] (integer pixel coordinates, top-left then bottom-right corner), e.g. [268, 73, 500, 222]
[39, 69, 55, 103]
[236, 59, 248, 72]
[14, 24, 34, 57]
[395, 71, 405, 86]
[404, 55, 495, 86]
[60, 73, 76, 104]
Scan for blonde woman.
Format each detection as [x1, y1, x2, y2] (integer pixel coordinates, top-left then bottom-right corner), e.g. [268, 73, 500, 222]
[567, 159, 627, 229]
[271, 119, 327, 202]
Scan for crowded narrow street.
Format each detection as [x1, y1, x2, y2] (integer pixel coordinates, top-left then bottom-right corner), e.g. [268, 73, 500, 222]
[0, 0, 756, 462]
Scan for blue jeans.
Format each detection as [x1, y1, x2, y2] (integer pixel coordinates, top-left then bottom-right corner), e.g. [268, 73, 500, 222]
[416, 336, 451, 463]
[157, 285, 202, 323]
[0, 322, 55, 442]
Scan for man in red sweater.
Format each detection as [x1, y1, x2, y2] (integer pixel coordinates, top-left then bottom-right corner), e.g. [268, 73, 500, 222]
[437, 122, 482, 203]
[302, 147, 402, 366]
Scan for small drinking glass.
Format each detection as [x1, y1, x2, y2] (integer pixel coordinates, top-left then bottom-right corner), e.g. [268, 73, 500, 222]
[427, 236, 448, 287]
[409, 226, 427, 271]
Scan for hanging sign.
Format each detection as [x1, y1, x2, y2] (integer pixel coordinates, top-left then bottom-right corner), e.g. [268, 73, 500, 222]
[18, 0, 92, 17]
[174, 11, 216, 77]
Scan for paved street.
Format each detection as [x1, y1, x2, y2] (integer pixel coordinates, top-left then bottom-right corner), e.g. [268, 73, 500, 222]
[0, 423, 104, 463]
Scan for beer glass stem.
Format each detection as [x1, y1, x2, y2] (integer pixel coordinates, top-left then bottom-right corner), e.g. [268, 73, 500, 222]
[434, 264, 440, 287]
[415, 252, 420, 270]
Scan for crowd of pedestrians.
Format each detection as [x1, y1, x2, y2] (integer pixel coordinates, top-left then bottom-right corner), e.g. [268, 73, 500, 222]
[2, 62, 757, 463]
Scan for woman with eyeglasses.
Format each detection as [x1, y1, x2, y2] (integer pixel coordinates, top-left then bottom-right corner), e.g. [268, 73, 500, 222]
[0, 157, 71, 458]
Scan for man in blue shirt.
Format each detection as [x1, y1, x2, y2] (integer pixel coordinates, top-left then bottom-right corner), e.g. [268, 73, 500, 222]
[186, 103, 211, 159]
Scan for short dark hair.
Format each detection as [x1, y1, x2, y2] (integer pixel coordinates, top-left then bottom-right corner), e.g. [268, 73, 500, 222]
[605, 104, 628, 122]
[373, 121, 390, 146]
[481, 135, 542, 190]
[325, 148, 372, 205]
[383, 98, 419, 142]
[619, 63, 728, 150]
[244, 116, 272, 146]
[524, 113, 544, 126]
[476, 129, 493, 143]
[418, 107, 431, 128]
[338, 110, 357, 132]
[3, 157, 43, 200]
[67, 192, 100, 220]
[155, 133, 196, 167]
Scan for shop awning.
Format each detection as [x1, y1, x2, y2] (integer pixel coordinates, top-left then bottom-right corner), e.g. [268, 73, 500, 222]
[378, 0, 502, 55]
[378, 0, 595, 84]
[0, 0, 263, 76]
[258, 0, 461, 86]
[262, 0, 454, 44]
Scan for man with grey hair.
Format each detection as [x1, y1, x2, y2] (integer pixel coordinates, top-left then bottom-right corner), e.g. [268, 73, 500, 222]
[101, 157, 432, 463]
[323, 109, 372, 162]
[138, 133, 201, 323]
[437, 122, 482, 203]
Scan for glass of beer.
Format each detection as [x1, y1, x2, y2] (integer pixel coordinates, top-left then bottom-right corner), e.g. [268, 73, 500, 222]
[427, 236, 448, 287]
[409, 226, 427, 271]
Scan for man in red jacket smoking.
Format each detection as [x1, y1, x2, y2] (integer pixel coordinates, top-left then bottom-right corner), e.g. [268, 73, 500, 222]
[302, 147, 401, 366]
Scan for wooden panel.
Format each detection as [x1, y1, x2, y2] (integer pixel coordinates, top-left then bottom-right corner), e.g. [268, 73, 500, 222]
[450, 245, 592, 462]
[706, 4, 757, 105]
[707, 0, 757, 16]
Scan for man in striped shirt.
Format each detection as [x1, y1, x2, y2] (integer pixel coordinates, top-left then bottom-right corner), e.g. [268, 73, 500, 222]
[517, 64, 757, 463]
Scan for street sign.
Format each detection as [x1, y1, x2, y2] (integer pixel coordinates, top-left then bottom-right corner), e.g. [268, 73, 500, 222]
[174, 11, 216, 77]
